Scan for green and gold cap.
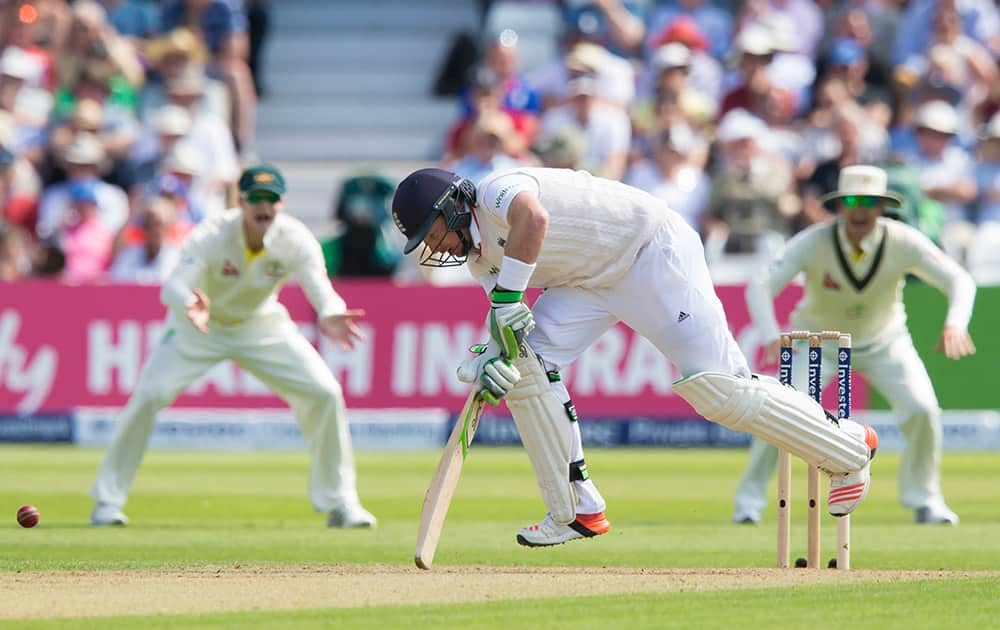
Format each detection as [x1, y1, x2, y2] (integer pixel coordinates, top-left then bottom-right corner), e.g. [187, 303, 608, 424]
[239, 164, 286, 197]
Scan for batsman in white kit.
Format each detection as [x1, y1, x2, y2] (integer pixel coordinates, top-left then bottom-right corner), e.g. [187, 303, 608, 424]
[733, 165, 976, 526]
[90, 164, 376, 528]
[391, 167, 879, 546]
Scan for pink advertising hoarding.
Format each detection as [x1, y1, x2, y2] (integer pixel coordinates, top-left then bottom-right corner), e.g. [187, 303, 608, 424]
[0, 280, 861, 417]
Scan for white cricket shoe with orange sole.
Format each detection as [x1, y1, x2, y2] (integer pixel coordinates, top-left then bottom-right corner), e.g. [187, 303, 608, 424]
[516, 512, 610, 547]
[828, 422, 879, 517]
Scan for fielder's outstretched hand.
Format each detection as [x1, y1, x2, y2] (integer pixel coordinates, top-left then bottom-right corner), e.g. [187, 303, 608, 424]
[319, 309, 367, 349]
[187, 288, 210, 333]
[935, 325, 976, 360]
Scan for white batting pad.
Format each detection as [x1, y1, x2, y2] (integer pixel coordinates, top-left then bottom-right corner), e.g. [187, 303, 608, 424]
[672, 372, 869, 474]
[506, 344, 577, 525]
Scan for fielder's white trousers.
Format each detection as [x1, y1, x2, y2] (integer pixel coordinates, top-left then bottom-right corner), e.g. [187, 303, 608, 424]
[733, 332, 944, 515]
[527, 219, 751, 514]
[90, 311, 360, 512]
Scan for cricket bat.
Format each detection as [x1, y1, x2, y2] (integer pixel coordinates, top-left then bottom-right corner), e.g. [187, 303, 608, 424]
[414, 388, 486, 570]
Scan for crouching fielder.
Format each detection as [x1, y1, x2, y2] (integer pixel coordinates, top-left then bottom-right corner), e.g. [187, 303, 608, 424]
[733, 165, 976, 526]
[90, 164, 376, 529]
[391, 166, 878, 547]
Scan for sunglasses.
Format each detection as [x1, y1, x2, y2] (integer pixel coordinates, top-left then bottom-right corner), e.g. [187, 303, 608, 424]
[841, 195, 880, 209]
[246, 190, 280, 204]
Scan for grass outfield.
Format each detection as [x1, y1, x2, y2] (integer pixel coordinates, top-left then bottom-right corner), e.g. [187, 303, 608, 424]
[1, 445, 999, 627]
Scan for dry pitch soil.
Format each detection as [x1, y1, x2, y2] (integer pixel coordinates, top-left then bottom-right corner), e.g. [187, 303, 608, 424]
[3, 566, 997, 619]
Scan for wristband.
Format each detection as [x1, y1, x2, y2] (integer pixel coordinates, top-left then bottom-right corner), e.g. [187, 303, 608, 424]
[496, 255, 536, 292]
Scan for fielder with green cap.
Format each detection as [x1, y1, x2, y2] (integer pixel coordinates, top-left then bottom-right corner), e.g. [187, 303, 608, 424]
[90, 163, 377, 529]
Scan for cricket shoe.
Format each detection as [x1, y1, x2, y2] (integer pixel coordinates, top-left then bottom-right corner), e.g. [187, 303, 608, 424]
[327, 503, 377, 528]
[914, 504, 960, 526]
[827, 422, 879, 517]
[516, 512, 610, 547]
[731, 508, 762, 525]
[90, 503, 129, 526]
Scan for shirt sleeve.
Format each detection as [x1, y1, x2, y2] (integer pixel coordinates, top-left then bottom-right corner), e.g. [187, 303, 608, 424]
[160, 227, 209, 310]
[903, 227, 977, 329]
[294, 226, 347, 319]
[745, 229, 813, 342]
[477, 172, 540, 222]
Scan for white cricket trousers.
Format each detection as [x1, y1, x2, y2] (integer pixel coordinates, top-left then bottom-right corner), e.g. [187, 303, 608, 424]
[733, 332, 944, 515]
[90, 311, 360, 512]
[527, 219, 751, 514]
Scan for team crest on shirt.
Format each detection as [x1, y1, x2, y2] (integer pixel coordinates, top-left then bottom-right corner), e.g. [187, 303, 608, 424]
[221, 259, 240, 276]
[264, 260, 286, 277]
[822, 272, 841, 290]
[497, 237, 506, 247]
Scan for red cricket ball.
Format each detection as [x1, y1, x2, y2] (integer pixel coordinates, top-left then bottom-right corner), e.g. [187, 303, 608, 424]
[17, 505, 39, 528]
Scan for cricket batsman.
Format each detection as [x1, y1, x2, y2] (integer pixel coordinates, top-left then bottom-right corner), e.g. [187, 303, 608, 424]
[89, 164, 377, 529]
[390, 166, 879, 547]
[733, 165, 976, 526]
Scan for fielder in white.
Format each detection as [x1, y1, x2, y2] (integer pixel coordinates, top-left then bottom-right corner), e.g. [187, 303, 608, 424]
[90, 164, 376, 528]
[733, 165, 977, 526]
[391, 166, 879, 547]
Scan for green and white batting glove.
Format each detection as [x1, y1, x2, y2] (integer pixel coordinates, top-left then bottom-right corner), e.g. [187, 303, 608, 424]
[456, 341, 522, 406]
[488, 289, 535, 359]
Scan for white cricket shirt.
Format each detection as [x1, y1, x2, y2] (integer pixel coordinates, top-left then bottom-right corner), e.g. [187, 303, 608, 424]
[160, 209, 346, 324]
[468, 167, 671, 289]
[746, 217, 976, 349]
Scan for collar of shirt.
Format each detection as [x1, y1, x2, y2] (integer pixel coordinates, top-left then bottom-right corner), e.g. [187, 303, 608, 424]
[837, 217, 884, 263]
[234, 211, 279, 254]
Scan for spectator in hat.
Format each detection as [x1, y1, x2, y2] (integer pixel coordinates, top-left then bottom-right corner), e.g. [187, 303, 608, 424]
[646, 15, 722, 103]
[109, 195, 183, 284]
[141, 27, 229, 123]
[533, 125, 588, 170]
[718, 25, 795, 123]
[41, 97, 139, 193]
[129, 103, 193, 186]
[444, 110, 523, 185]
[0, 45, 52, 154]
[156, 143, 207, 223]
[36, 131, 129, 242]
[634, 43, 716, 135]
[645, 0, 733, 61]
[896, 100, 977, 263]
[164, 64, 239, 218]
[526, 38, 635, 110]
[736, 0, 823, 59]
[705, 108, 796, 256]
[625, 122, 709, 230]
[539, 75, 631, 180]
[0, 110, 42, 233]
[59, 178, 116, 284]
[160, 0, 256, 152]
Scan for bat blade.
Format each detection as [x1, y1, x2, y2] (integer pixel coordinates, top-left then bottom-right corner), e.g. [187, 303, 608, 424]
[414, 389, 486, 570]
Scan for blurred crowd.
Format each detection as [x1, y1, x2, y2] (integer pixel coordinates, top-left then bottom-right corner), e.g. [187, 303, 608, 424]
[431, 0, 1000, 286]
[0, 0, 269, 284]
[3, 1, 999, 289]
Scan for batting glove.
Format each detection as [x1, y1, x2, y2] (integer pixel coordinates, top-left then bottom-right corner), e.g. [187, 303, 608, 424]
[488, 290, 535, 359]
[456, 341, 522, 406]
